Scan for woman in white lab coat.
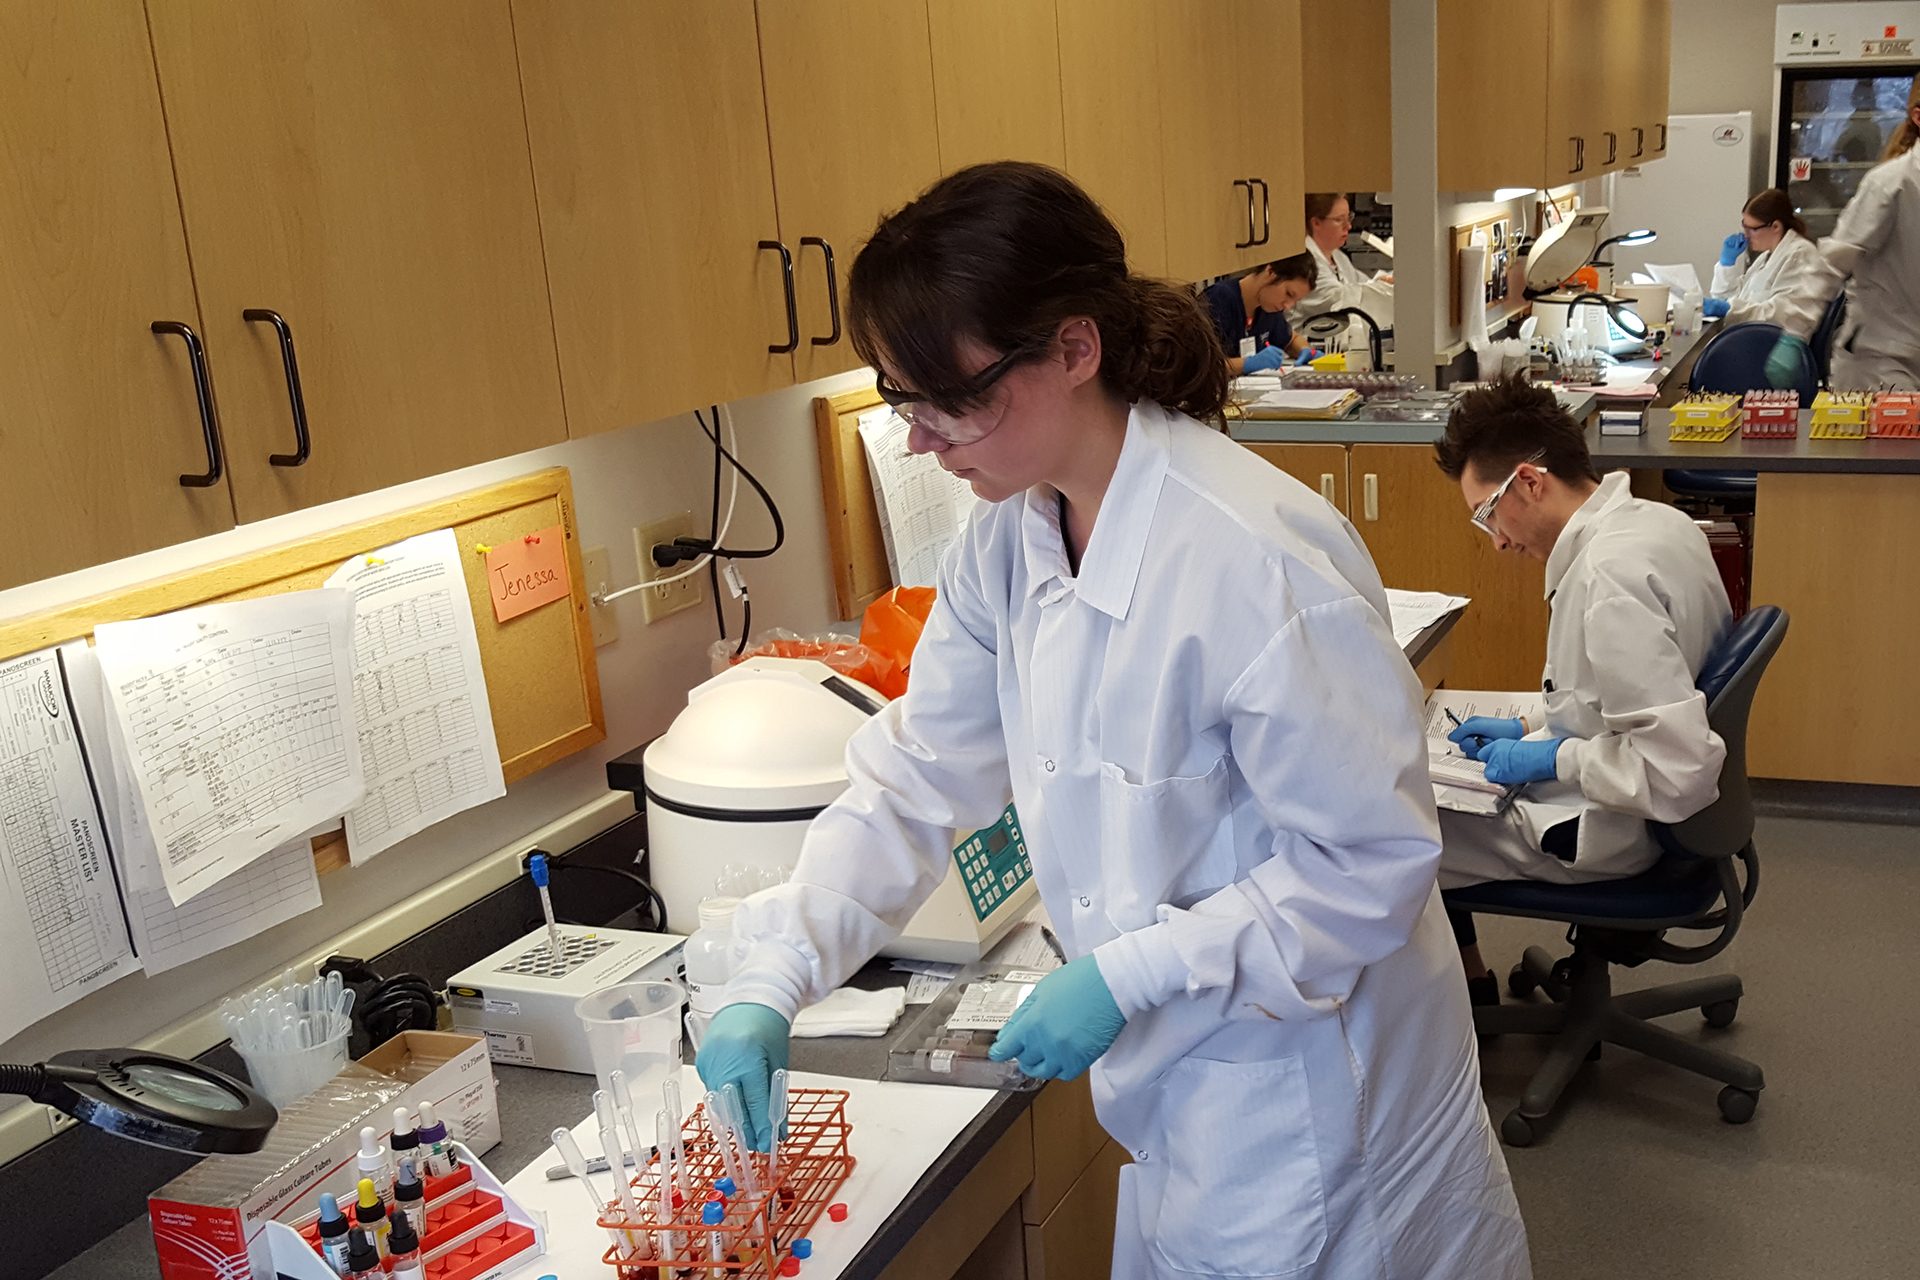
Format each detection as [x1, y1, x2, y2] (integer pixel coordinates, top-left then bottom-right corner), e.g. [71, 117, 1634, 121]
[1770, 74, 1920, 389]
[1297, 191, 1392, 324]
[696, 162, 1529, 1280]
[1705, 189, 1824, 326]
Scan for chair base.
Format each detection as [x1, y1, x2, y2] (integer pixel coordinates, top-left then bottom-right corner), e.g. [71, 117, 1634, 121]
[1477, 945, 1765, 1147]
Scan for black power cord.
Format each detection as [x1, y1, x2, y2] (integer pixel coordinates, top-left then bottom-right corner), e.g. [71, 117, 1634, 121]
[518, 849, 669, 934]
[669, 405, 780, 657]
[320, 956, 439, 1053]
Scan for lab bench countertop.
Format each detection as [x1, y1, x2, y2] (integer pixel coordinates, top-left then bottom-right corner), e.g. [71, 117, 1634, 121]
[1229, 387, 1598, 445]
[43, 965, 1032, 1280]
[1589, 413, 1920, 473]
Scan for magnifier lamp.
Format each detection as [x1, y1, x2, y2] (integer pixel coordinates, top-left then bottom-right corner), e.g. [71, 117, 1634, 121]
[2, 1049, 278, 1154]
[1596, 228, 1658, 255]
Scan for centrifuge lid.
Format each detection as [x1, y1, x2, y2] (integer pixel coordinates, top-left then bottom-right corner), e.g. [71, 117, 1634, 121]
[641, 657, 886, 811]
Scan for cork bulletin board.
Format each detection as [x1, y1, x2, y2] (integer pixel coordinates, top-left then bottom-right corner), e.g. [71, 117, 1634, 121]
[0, 467, 604, 873]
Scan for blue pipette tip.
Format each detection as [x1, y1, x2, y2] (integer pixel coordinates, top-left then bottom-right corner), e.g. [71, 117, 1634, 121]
[528, 852, 549, 888]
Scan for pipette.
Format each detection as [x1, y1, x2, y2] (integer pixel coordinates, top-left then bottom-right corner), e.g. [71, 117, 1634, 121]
[527, 851, 564, 960]
[768, 1068, 790, 1189]
[717, 1084, 760, 1197]
[663, 1078, 690, 1206]
[610, 1068, 645, 1164]
[703, 1090, 750, 1198]
[655, 1109, 679, 1260]
[552, 1127, 627, 1253]
[599, 1117, 647, 1260]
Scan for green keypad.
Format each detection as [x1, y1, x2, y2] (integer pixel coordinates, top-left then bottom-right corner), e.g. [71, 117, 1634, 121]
[951, 803, 1031, 923]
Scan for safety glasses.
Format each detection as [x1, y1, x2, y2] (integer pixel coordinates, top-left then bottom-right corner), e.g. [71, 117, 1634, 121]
[1471, 452, 1545, 536]
[875, 346, 1040, 446]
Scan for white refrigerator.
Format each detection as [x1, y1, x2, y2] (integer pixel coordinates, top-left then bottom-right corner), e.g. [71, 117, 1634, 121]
[1607, 112, 1755, 294]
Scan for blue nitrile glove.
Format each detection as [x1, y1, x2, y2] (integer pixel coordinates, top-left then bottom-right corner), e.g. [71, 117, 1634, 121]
[1447, 715, 1526, 755]
[1702, 297, 1731, 319]
[1294, 347, 1322, 366]
[1243, 344, 1287, 373]
[1473, 736, 1566, 786]
[1765, 333, 1810, 389]
[695, 1003, 790, 1150]
[1719, 232, 1748, 266]
[986, 955, 1127, 1082]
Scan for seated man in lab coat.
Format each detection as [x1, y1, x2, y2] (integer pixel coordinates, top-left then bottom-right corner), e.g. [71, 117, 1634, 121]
[1431, 376, 1732, 1001]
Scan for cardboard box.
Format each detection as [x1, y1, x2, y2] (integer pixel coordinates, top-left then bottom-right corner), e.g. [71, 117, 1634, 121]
[148, 1034, 499, 1280]
[361, 1030, 502, 1159]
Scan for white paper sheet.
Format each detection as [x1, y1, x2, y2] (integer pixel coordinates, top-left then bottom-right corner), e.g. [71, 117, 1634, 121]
[855, 408, 975, 591]
[504, 1066, 995, 1280]
[1383, 589, 1471, 650]
[0, 646, 138, 1040]
[125, 836, 323, 975]
[1422, 689, 1548, 817]
[325, 530, 505, 864]
[93, 591, 364, 906]
[59, 641, 168, 898]
[1421, 688, 1548, 740]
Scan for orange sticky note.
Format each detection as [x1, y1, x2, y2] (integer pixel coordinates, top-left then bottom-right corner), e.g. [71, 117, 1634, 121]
[485, 524, 569, 622]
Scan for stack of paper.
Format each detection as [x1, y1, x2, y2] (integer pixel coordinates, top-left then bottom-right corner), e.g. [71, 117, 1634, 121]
[1383, 589, 1470, 649]
[1241, 388, 1363, 420]
[1422, 689, 1547, 818]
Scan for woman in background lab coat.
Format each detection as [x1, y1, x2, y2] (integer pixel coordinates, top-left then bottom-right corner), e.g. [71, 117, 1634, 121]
[1705, 188, 1824, 327]
[1769, 74, 1920, 389]
[1297, 191, 1392, 324]
[695, 162, 1529, 1280]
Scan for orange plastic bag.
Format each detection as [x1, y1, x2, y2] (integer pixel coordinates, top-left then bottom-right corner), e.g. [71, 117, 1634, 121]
[858, 586, 936, 697]
[711, 629, 902, 698]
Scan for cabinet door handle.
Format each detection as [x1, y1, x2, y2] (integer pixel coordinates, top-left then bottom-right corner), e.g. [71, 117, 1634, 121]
[1631, 126, 1645, 159]
[799, 237, 842, 347]
[759, 240, 799, 354]
[1319, 472, 1337, 504]
[1569, 136, 1585, 174]
[1232, 179, 1255, 249]
[150, 320, 224, 488]
[1362, 472, 1379, 521]
[1603, 131, 1618, 165]
[1657, 122, 1667, 151]
[242, 308, 311, 467]
[1251, 178, 1271, 246]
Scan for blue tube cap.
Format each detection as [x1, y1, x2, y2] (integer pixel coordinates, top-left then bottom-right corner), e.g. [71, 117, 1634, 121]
[528, 852, 550, 888]
[792, 1238, 813, 1259]
[715, 1176, 737, 1197]
[702, 1201, 726, 1226]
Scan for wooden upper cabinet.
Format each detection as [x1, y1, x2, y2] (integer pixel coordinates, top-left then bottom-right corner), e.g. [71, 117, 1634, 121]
[756, 0, 943, 383]
[927, 0, 1066, 172]
[1300, 0, 1390, 194]
[1234, 0, 1307, 270]
[143, 0, 565, 522]
[1156, 0, 1257, 283]
[513, 0, 793, 436]
[1057, 0, 1169, 277]
[0, 0, 235, 588]
[1634, 0, 1673, 162]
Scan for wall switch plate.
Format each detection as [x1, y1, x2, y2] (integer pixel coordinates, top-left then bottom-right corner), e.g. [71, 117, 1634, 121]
[635, 513, 705, 624]
[581, 546, 618, 647]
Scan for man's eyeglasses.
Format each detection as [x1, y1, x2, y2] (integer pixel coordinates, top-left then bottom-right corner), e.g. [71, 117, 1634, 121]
[875, 346, 1039, 445]
[1471, 452, 1545, 536]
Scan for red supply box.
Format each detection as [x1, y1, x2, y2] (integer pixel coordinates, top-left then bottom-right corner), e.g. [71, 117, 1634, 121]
[149, 1066, 409, 1280]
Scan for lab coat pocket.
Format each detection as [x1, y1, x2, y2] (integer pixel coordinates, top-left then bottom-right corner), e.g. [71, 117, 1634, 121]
[1097, 756, 1236, 934]
[1152, 1056, 1328, 1277]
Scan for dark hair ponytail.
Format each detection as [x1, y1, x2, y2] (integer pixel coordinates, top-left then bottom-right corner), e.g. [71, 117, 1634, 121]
[1742, 188, 1809, 239]
[848, 162, 1230, 423]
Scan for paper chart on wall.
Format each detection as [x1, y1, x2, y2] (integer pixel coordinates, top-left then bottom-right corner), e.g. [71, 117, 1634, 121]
[0, 646, 138, 1041]
[856, 408, 977, 590]
[93, 590, 364, 907]
[325, 529, 504, 864]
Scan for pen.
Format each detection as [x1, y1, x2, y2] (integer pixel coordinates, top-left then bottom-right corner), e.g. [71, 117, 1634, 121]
[544, 1148, 642, 1180]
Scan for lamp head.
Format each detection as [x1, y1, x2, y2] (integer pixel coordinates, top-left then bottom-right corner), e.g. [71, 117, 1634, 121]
[4, 1049, 278, 1154]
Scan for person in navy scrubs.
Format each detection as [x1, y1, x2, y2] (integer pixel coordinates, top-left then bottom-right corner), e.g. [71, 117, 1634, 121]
[1202, 252, 1319, 374]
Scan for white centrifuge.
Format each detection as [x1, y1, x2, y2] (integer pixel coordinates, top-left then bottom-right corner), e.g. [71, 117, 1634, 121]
[640, 657, 1036, 963]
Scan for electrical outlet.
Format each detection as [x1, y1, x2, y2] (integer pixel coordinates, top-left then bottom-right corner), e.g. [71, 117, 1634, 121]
[635, 513, 705, 624]
[581, 546, 619, 647]
[44, 1104, 77, 1138]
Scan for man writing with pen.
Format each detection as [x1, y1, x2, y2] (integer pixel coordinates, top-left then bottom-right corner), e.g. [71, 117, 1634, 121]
[1430, 376, 1733, 1006]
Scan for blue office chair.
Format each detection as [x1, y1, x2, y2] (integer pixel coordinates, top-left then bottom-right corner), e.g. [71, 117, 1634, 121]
[1665, 322, 1818, 510]
[1809, 292, 1847, 388]
[1444, 605, 1788, 1147]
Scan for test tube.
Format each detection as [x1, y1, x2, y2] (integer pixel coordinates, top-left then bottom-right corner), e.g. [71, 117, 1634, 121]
[768, 1068, 789, 1189]
[655, 1109, 679, 1262]
[600, 1119, 645, 1258]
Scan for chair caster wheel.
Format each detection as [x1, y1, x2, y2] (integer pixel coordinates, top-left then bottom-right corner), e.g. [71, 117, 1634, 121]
[1507, 964, 1537, 1000]
[1500, 1110, 1537, 1147]
[1703, 999, 1739, 1029]
[1718, 1086, 1759, 1124]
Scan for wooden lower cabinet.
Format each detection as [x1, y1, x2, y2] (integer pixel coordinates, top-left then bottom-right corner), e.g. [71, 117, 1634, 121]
[1023, 1142, 1127, 1280]
[1243, 443, 1350, 513]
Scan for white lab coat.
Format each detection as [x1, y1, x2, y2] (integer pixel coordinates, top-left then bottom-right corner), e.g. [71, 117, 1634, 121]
[1440, 474, 1732, 888]
[1774, 145, 1920, 389]
[1708, 228, 1825, 327]
[1297, 236, 1391, 325]
[728, 403, 1529, 1279]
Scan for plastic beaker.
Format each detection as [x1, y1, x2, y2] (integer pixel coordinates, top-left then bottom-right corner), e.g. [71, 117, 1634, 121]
[575, 981, 684, 1106]
[237, 1013, 351, 1106]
